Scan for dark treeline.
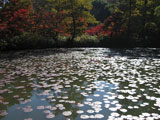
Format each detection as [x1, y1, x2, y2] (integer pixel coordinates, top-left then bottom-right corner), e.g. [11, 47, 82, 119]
[0, 0, 160, 50]
[90, 0, 160, 48]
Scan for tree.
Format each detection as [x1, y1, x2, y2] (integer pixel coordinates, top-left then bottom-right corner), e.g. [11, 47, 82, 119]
[31, 10, 67, 39]
[0, 0, 33, 38]
[47, 0, 97, 43]
[135, 0, 160, 46]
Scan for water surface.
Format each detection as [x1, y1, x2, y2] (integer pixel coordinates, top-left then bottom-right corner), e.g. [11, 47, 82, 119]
[0, 48, 160, 120]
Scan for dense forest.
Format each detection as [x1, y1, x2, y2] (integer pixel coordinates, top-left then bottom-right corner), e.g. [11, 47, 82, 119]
[0, 0, 160, 50]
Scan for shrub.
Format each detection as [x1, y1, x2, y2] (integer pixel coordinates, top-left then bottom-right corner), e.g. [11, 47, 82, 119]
[56, 35, 69, 47]
[74, 34, 99, 47]
[75, 34, 99, 43]
[57, 35, 69, 42]
[0, 32, 57, 50]
[0, 39, 8, 51]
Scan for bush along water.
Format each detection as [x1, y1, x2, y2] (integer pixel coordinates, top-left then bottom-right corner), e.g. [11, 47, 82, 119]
[1, 0, 160, 50]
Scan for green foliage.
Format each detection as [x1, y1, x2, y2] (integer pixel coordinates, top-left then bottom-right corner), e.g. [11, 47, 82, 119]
[57, 35, 69, 41]
[154, 6, 160, 17]
[0, 39, 8, 51]
[46, 0, 97, 40]
[99, 34, 109, 41]
[3, 32, 56, 50]
[145, 22, 157, 30]
[1, 0, 160, 50]
[75, 34, 99, 44]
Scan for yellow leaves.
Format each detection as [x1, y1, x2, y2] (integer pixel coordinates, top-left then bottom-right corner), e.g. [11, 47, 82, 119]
[148, 0, 154, 5]
[62, 10, 69, 14]
[146, 11, 151, 15]
[154, 6, 160, 17]
[81, 11, 97, 24]
[51, 8, 57, 14]
[44, 0, 96, 35]
[136, 0, 144, 6]
[77, 0, 85, 5]
[136, 0, 155, 16]
[114, 7, 124, 14]
[81, 0, 93, 10]
[115, 7, 120, 13]
[64, 17, 72, 22]
[132, 8, 141, 16]
[136, 0, 154, 6]
[86, 16, 97, 24]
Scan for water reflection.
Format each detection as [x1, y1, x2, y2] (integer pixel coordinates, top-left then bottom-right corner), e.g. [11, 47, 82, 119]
[0, 48, 160, 120]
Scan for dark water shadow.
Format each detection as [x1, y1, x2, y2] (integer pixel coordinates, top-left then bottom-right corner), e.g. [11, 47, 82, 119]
[105, 48, 160, 59]
[0, 48, 72, 60]
[1, 48, 160, 60]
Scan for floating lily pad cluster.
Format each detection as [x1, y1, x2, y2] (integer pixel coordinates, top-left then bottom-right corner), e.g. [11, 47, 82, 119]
[0, 48, 160, 120]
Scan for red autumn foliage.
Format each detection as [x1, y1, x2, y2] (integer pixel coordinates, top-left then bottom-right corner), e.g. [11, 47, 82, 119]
[86, 24, 103, 36]
[32, 10, 68, 38]
[86, 24, 111, 37]
[104, 14, 125, 36]
[74, 17, 88, 35]
[0, 0, 32, 38]
[86, 14, 124, 37]
[0, 23, 7, 30]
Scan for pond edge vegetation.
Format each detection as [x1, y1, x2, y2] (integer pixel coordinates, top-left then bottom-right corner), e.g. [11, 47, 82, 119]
[0, 0, 160, 51]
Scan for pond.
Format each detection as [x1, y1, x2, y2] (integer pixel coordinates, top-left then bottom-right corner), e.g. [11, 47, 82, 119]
[0, 48, 160, 120]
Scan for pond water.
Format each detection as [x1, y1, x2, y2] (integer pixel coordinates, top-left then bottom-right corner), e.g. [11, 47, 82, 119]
[0, 48, 160, 120]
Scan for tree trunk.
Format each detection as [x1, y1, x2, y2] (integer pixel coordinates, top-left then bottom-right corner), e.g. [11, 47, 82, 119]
[127, 0, 132, 40]
[71, 14, 76, 42]
[69, 0, 76, 46]
[142, 0, 147, 43]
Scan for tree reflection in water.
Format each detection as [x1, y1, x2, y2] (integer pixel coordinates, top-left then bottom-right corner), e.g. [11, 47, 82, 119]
[0, 48, 160, 120]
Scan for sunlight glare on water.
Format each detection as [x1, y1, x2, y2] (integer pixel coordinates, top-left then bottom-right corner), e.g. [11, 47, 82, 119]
[0, 48, 160, 120]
